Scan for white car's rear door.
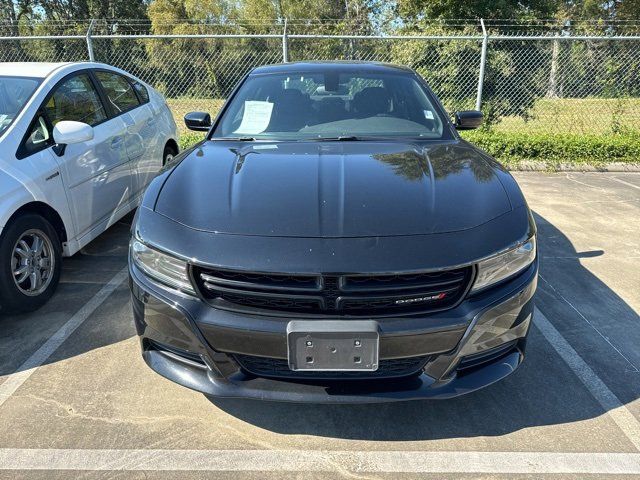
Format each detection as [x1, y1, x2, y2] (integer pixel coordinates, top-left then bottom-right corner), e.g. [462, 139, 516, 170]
[93, 71, 160, 200]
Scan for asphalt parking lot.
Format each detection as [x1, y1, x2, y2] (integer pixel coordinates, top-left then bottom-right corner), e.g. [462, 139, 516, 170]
[0, 172, 639, 479]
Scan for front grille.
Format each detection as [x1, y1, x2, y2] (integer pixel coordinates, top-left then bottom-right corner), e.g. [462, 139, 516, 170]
[192, 266, 473, 317]
[235, 354, 430, 380]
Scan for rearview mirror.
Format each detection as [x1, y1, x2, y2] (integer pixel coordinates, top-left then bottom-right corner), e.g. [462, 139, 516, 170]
[185, 111, 212, 131]
[53, 121, 94, 145]
[453, 110, 483, 130]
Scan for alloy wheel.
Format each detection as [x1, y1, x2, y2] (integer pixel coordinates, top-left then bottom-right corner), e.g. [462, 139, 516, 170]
[10, 229, 55, 296]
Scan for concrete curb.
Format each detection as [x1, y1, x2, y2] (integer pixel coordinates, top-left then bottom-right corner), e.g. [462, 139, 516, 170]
[508, 161, 640, 172]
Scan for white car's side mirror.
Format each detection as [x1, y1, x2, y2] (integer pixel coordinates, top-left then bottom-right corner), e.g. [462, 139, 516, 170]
[53, 121, 94, 145]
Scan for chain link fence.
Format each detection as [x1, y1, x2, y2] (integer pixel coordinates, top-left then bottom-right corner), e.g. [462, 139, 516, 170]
[2, 23, 639, 136]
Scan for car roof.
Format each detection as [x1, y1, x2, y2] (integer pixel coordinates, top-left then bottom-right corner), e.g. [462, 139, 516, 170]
[0, 62, 148, 86]
[250, 61, 414, 75]
[0, 62, 78, 78]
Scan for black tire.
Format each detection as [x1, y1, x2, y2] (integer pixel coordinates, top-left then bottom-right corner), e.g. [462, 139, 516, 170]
[0, 214, 62, 314]
[163, 143, 178, 166]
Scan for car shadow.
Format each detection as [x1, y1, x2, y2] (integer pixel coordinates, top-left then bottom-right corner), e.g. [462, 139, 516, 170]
[208, 210, 639, 440]
[0, 213, 134, 378]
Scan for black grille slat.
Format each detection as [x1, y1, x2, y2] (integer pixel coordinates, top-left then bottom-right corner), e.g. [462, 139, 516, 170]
[193, 266, 472, 316]
[235, 354, 430, 380]
[217, 291, 323, 312]
[201, 271, 320, 292]
[342, 271, 467, 292]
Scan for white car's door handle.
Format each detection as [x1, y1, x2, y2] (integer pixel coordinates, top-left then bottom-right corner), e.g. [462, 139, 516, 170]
[110, 136, 124, 149]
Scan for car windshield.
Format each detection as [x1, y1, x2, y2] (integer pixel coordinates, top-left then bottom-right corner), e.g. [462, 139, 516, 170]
[212, 69, 450, 141]
[0, 76, 41, 137]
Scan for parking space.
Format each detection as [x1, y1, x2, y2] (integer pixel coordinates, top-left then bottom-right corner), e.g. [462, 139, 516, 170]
[0, 173, 638, 478]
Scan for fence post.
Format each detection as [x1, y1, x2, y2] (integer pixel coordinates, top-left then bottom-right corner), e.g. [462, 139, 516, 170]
[475, 18, 488, 111]
[86, 19, 95, 62]
[282, 18, 289, 63]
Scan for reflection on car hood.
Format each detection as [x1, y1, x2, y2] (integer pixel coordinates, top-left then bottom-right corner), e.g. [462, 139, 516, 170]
[155, 140, 512, 238]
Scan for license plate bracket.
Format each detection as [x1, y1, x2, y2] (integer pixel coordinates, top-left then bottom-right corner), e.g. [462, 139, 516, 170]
[287, 320, 379, 371]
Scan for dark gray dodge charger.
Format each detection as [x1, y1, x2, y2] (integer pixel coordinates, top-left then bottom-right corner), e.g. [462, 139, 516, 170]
[129, 62, 537, 402]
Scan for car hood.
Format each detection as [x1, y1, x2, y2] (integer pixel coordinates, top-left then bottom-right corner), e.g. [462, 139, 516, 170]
[154, 140, 512, 238]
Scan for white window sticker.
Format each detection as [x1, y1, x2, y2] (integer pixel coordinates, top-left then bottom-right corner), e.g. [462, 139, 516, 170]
[253, 144, 278, 150]
[234, 101, 274, 135]
[423, 110, 434, 120]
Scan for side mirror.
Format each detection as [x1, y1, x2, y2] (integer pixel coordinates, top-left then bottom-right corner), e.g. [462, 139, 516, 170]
[52, 121, 94, 156]
[453, 110, 483, 130]
[53, 121, 94, 145]
[184, 111, 212, 131]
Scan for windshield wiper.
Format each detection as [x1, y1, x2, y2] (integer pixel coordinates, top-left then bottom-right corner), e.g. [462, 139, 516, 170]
[213, 136, 363, 142]
[212, 136, 257, 141]
[311, 135, 361, 142]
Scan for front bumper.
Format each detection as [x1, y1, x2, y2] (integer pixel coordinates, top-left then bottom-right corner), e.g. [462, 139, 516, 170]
[129, 260, 537, 403]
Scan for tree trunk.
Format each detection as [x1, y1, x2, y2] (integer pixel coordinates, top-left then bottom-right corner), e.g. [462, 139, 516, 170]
[547, 39, 561, 98]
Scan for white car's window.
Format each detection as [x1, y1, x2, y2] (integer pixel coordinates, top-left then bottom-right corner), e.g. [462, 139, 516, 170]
[95, 71, 140, 114]
[0, 76, 41, 137]
[21, 113, 53, 157]
[132, 81, 149, 103]
[20, 74, 106, 157]
[45, 74, 107, 127]
[28, 116, 50, 146]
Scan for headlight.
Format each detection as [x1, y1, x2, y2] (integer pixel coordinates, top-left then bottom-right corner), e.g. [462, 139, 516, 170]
[130, 239, 195, 295]
[472, 236, 536, 292]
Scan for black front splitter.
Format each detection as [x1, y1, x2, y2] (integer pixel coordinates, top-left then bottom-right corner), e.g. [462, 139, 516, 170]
[143, 347, 523, 404]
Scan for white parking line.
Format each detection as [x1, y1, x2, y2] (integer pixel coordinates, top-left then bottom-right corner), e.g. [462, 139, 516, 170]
[538, 275, 639, 373]
[610, 176, 640, 190]
[534, 307, 640, 451]
[0, 267, 129, 408]
[0, 449, 638, 474]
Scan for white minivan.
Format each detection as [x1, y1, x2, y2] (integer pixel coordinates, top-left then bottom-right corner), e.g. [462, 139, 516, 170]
[0, 62, 179, 313]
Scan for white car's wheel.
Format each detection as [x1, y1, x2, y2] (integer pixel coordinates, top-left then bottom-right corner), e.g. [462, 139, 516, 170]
[0, 214, 61, 314]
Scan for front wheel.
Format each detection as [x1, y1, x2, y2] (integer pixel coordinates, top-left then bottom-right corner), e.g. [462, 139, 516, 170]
[0, 214, 62, 314]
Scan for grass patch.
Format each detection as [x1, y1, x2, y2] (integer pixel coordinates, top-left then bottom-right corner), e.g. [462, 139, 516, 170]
[491, 97, 640, 135]
[179, 132, 207, 150]
[461, 130, 640, 168]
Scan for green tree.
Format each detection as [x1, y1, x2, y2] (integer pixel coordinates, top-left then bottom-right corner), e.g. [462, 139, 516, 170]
[617, 0, 640, 20]
[142, 0, 379, 101]
[396, 0, 558, 22]
[29, 0, 146, 22]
